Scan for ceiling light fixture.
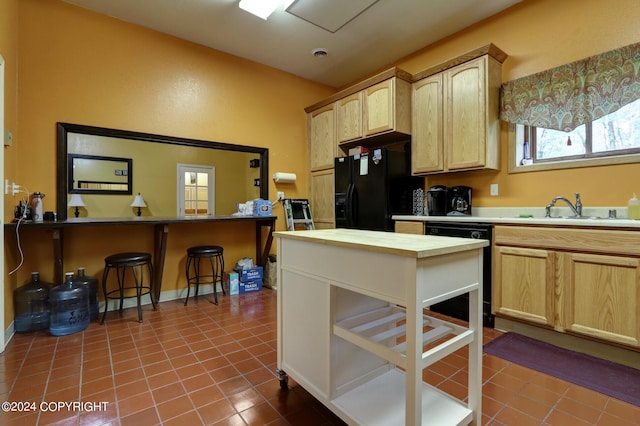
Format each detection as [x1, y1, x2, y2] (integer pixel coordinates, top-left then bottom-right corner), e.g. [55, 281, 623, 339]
[239, 0, 295, 20]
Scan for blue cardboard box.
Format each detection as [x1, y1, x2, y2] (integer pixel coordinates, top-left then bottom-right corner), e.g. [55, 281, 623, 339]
[239, 279, 262, 293]
[253, 199, 272, 216]
[240, 266, 263, 282]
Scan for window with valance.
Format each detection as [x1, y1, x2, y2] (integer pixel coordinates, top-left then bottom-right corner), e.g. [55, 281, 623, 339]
[500, 41, 640, 132]
[501, 42, 640, 172]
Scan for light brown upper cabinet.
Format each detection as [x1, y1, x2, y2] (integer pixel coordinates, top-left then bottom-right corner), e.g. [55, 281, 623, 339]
[411, 74, 443, 173]
[336, 92, 363, 144]
[337, 76, 411, 145]
[309, 103, 337, 172]
[412, 45, 506, 175]
[362, 77, 411, 138]
[307, 68, 412, 152]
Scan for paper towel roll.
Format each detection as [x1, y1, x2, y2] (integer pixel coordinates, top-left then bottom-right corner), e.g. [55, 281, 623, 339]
[273, 172, 297, 183]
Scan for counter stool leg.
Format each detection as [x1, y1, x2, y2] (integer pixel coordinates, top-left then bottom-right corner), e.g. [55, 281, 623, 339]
[184, 256, 193, 306]
[100, 266, 110, 325]
[148, 262, 156, 310]
[218, 255, 226, 296]
[194, 258, 201, 299]
[117, 266, 125, 314]
[132, 265, 143, 323]
[209, 256, 218, 305]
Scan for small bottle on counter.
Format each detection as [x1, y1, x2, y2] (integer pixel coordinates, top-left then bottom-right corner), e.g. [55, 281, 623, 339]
[628, 193, 640, 220]
[31, 192, 44, 222]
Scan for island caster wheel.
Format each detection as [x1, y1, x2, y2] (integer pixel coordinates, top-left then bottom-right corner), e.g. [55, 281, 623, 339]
[276, 369, 289, 390]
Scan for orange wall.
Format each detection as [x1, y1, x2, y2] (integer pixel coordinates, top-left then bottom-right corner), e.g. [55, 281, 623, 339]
[1, 0, 20, 333]
[2, 0, 334, 327]
[394, 0, 640, 207]
[0, 0, 18, 195]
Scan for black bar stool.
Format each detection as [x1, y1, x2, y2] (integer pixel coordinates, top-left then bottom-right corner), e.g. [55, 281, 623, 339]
[185, 245, 225, 305]
[101, 252, 155, 323]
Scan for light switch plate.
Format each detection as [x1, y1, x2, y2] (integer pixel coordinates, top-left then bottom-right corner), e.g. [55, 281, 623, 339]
[490, 184, 499, 196]
[4, 130, 13, 146]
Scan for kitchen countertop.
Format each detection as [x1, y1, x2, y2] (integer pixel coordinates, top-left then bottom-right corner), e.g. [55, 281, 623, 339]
[393, 206, 640, 228]
[274, 228, 488, 258]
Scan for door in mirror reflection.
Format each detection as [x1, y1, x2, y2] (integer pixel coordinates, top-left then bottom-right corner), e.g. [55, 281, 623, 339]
[178, 164, 214, 215]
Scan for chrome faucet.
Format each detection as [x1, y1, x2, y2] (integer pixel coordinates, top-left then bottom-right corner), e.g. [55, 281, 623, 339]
[545, 193, 582, 217]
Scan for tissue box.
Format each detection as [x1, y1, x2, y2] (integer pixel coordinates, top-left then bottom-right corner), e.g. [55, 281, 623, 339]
[239, 279, 263, 294]
[225, 272, 239, 295]
[253, 199, 272, 216]
[240, 266, 263, 282]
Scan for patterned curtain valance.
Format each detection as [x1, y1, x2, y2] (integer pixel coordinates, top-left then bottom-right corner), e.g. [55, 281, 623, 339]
[500, 42, 640, 132]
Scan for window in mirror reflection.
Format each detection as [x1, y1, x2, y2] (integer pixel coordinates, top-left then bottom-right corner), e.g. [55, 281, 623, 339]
[179, 164, 214, 215]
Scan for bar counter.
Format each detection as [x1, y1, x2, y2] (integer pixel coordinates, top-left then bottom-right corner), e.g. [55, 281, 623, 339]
[5, 215, 277, 301]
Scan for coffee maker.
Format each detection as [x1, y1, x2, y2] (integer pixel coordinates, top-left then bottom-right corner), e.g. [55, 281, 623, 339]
[448, 186, 472, 216]
[426, 185, 449, 216]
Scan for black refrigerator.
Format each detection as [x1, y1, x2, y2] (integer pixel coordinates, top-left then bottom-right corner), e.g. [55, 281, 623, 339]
[335, 147, 423, 232]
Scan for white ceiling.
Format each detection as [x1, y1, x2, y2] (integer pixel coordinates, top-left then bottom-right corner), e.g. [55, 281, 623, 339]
[62, 0, 521, 88]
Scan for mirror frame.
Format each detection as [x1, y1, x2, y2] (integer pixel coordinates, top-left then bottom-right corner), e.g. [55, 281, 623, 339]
[57, 122, 269, 220]
[68, 153, 133, 195]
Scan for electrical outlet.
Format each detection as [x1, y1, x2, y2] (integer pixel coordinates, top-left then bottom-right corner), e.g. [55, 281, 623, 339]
[277, 191, 285, 201]
[490, 183, 499, 196]
[4, 130, 13, 147]
[4, 180, 18, 195]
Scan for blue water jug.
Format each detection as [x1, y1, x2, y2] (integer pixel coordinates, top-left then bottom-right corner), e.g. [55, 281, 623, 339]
[74, 267, 99, 321]
[14, 272, 53, 332]
[49, 272, 90, 336]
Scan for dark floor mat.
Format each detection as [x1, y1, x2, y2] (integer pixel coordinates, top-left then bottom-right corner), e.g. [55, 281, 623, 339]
[484, 332, 640, 407]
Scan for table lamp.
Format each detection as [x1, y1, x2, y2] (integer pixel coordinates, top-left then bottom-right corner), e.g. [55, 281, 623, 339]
[131, 193, 147, 216]
[68, 194, 86, 218]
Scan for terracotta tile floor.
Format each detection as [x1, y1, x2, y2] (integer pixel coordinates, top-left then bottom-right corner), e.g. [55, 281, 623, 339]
[1, 288, 639, 425]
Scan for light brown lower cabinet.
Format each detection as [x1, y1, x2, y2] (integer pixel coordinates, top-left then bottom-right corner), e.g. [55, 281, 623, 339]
[394, 220, 425, 235]
[493, 246, 555, 328]
[562, 252, 640, 347]
[310, 169, 335, 229]
[493, 225, 640, 350]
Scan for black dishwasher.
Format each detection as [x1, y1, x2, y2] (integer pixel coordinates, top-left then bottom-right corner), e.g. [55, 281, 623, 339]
[425, 222, 494, 328]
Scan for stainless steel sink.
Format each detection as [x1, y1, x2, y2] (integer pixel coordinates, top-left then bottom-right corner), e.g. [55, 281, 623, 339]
[546, 216, 622, 220]
[510, 215, 622, 220]
[549, 216, 596, 219]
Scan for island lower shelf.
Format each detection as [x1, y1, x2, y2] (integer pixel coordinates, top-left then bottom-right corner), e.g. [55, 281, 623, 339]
[331, 306, 476, 426]
[332, 368, 473, 426]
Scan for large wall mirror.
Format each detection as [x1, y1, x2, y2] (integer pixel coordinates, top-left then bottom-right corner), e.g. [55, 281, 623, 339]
[57, 123, 268, 220]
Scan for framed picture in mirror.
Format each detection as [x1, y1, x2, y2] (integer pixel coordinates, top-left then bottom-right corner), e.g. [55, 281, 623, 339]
[68, 153, 133, 194]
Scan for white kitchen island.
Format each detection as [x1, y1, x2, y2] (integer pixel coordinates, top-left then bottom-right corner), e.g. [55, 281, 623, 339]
[275, 229, 488, 426]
